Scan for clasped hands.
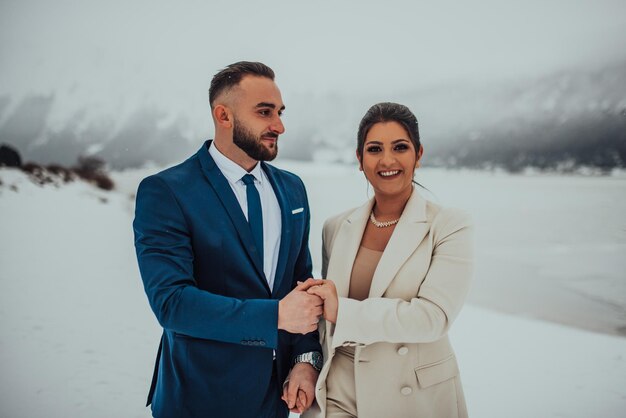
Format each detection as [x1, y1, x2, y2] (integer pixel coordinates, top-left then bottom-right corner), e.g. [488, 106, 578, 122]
[279, 278, 338, 414]
[297, 278, 338, 324]
[278, 278, 338, 334]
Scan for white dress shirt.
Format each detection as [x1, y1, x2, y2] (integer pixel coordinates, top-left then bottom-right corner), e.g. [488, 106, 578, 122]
[209, 142, 282, 291]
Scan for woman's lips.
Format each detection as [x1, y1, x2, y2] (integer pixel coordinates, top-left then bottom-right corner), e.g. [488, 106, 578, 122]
[378, 170, 401, 178]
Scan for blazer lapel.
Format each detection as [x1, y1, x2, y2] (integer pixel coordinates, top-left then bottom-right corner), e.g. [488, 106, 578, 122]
[197, 141, 268, 290]
[326, 199, 374, 298]
[369, 190, 430, 298]
[261, 163, 293, 295]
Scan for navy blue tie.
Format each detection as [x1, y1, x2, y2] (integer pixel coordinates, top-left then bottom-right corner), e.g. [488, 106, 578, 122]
[242, 174, 263, 262]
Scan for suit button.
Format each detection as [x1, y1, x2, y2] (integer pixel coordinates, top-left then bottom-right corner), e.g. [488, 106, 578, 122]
[400, 386, 413, 396]
[397, 346, 409, 356]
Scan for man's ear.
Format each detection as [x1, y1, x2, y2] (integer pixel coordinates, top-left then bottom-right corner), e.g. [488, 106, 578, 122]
[213, 104, 232, 129]
[415, 144, 424, 168]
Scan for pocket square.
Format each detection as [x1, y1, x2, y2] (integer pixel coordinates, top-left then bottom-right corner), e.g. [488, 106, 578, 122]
[291, 207, 304, 214]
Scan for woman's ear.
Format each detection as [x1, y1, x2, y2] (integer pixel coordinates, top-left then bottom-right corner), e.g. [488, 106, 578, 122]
[415, 145, 424, 168]
[356, 150, 363, 171]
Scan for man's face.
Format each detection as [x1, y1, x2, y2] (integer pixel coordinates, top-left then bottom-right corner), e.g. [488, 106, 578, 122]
[230, 76, 285, 162]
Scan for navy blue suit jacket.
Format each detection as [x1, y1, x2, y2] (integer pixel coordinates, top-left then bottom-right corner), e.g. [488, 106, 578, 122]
[133, 141, 321, 417]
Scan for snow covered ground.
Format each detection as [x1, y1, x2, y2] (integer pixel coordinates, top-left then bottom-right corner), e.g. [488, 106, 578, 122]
[1, 164, 625, 417]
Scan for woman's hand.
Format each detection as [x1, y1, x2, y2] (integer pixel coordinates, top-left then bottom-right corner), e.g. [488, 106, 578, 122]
[297, 278, 339, 324]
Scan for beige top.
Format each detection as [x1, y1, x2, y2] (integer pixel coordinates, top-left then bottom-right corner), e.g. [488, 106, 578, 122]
[348, 246, 383, 301]
[336, 246, 383, 359]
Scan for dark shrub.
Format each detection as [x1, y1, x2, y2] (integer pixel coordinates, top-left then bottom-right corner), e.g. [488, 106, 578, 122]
[0, 144, 22, 167]
[21, 162, 44, 174]
[74, 156, 105, 174]
[46, 164, 74, 183]
[21, 162, 53, 185]
[17, 157, 114, 191]
[72, 156, 115, 190]
[91, 173, 115, 191]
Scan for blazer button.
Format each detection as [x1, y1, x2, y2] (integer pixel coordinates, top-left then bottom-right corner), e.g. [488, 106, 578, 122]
[397, 346, 409, 356]
[400, 386, 413, 396]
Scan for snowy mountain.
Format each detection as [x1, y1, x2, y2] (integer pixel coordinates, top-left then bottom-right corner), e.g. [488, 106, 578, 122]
[1, 62, 625, 171]
[426, 61, 626, 171]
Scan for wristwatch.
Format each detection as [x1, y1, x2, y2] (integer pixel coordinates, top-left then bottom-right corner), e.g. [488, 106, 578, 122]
[293, 351, 323, 372]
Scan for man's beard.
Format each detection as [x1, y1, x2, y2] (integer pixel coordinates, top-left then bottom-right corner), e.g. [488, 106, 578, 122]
[232, 117, 278, 162]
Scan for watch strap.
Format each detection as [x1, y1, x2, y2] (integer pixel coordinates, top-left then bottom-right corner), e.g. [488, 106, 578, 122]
[293, 351, 323, 372]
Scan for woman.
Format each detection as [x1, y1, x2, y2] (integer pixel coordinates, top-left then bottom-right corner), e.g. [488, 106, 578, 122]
[300, 102, 473, 418]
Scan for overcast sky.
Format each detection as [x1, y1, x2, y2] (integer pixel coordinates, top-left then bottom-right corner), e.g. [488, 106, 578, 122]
[1, 0, 625, 134]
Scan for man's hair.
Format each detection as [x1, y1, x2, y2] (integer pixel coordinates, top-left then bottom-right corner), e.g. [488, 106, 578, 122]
[208, 61, 275, 107]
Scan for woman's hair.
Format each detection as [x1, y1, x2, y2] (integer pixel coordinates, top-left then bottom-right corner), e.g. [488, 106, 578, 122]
[356, 102, 421, 161]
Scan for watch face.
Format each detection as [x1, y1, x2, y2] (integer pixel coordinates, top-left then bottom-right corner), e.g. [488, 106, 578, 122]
[310, 352, 323, 370]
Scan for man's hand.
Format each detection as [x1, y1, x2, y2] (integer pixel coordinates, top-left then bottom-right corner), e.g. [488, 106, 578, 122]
[278, 282, 323, 334]
[281, 362, 319, 414]
[298, 278, 339, 324]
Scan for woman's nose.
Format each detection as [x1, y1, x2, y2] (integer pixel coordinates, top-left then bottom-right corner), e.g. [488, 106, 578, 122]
[380, 150, 396, 166]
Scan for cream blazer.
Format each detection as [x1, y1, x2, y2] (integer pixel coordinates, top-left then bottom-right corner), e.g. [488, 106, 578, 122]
[303, 189, 473, 418]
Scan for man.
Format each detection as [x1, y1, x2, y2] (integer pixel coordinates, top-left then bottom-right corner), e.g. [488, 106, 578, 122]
[134, 61, 323, 418]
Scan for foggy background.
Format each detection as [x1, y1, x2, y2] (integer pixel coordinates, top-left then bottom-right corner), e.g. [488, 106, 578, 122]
[2, 2, 626, 417]
[1, 0, 625, 171]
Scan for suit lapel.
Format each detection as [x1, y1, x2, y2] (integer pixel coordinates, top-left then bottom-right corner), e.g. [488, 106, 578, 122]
[261, 163, 292, 295]
[325, 199, 374, 298]
[369, 190, 429, 298]
[197, 142, 268, 291]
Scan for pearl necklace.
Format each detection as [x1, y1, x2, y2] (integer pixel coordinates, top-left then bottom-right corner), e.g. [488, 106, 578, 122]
[369, 212, 400, 228]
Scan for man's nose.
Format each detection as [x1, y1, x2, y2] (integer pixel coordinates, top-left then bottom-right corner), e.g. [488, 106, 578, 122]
[270, 116, 285, 135]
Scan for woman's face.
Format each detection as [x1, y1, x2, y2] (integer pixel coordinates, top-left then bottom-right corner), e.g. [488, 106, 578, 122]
[358, 121, 423, 199]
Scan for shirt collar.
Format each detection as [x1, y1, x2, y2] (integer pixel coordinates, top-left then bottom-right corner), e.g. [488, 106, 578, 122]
[209, 141, 264, 185]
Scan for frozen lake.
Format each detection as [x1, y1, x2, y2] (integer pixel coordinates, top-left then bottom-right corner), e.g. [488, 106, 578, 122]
[273, 163, 626, 337]
[1, 164, 625, 417]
